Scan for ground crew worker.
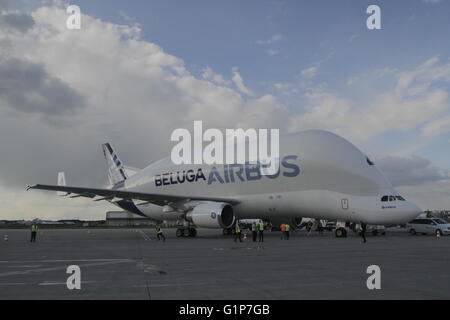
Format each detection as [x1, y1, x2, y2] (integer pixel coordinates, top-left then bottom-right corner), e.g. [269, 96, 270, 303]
[280, 223, 286, 240]
[361, 223, 367, 243]
[251, 222, 257, 242]
[234, 222, 242, 242]
[30, 224, 38, 243]
[317, 220, 324, 235]
[285, 223, 290, 240]
[156, 225, 166, 242]
[258, 220, 265, 242]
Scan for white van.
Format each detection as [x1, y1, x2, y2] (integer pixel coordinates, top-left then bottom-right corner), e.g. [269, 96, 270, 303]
[406, 218, 450, 236]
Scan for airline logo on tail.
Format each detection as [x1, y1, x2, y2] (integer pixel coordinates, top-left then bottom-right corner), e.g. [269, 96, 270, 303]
[102, 143, 127, 185]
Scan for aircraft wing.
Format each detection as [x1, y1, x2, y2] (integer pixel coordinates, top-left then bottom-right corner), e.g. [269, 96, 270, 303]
[27, 184, 240, 206]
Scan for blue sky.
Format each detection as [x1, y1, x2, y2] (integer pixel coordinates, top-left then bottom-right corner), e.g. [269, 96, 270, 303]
[71, 0, 450, 84]
[66, 0, 450, 167]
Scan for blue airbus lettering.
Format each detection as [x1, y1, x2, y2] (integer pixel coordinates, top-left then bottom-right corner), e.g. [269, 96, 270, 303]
[154, 155, 300, 187]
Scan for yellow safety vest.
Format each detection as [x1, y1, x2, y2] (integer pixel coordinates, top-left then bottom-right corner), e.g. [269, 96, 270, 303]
[31, 225, 37, 232]
[235, 225, 241, 233]
[258, 223, 264, 231]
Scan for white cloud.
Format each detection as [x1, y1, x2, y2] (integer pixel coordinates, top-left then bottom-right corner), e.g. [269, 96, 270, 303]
[232, 67, 254, 96]
[256, 33, 285, 45]
[0, 4, 282, 219]
[265, 49, 279, 56]
[201, 67, 230, 86]
[301, 66, 318, 80]
[289, 57, 450, 141]
[421, 0, 441, 3]
[422, 115, 450, 136]
[377, 155, 450, 187]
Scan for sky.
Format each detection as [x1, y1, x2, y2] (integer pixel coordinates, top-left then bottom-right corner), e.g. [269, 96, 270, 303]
[0, 0, 449, 220]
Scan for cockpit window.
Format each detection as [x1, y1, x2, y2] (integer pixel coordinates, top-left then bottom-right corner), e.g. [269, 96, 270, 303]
[366, 157, 375, 166]
[381, 196, 389, 202]
[389, 196, 396, 201]
[395, 196, 406, 201]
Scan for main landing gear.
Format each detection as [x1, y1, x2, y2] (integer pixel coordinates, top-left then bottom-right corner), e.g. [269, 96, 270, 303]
[335, 227, 347, 238]
[176, 227, 197, 238]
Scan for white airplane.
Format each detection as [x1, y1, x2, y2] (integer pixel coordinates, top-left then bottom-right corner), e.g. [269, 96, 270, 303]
[28, 130, 421, 237]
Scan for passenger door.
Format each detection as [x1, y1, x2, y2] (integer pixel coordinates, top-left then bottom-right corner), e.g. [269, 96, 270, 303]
[415, 219, 426, 233]
[425, 220, 436, 234]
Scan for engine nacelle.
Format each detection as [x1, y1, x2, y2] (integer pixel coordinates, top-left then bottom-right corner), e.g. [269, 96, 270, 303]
[186, 202, 235, 229]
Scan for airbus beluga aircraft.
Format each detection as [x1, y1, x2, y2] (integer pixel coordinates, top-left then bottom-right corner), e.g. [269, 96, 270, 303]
[28, 130, 421, 237]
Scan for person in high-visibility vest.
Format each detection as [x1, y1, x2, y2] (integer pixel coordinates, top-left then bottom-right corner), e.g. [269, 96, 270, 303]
[251, 222, 257, 242]
[258, 221, 265, 242]
[285, 223, 290, 240]
[234, 222, 242, 242]
[280, 224, 286, 240]
[156, 225, 166, 242]
[30, 224, 38, 243]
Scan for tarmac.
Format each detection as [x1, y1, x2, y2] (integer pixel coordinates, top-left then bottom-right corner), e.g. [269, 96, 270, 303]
[0, 227, 449, 300]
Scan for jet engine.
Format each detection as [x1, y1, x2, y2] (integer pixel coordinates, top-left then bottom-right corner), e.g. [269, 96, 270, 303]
[186, 202, 235, 229]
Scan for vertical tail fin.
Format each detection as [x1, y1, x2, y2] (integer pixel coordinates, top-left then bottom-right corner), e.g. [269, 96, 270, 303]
[57, 172, 67, 196]
[102, 143, 128, 186]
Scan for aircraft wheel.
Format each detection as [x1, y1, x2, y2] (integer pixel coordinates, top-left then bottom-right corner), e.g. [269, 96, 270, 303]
[189, 228, 197, 237]
[436, 229, 443, 237]
[176, 228, 184, 237]
[335, 228, 347, 238]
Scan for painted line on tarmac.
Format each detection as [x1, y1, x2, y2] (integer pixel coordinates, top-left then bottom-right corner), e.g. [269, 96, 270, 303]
[38, 280, 102, 286]
[134, 282, 210, 288]
[0, 259, 133, 277]
[138, 230, 151, 241]
[0, 259, 133, 264]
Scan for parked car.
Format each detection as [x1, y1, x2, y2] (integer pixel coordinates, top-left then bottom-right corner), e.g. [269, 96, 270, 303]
[366, 224, 386, 236]
[406, 218, 450, 236]
[355, 224, 386, 236]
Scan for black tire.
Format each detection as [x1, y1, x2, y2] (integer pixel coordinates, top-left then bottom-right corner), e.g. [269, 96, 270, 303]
[176, 228, 184, 237]
[436, 229, 443, 237]
[409, 229, 416, 235]
[335, 228, 347, 238]
[189, 228, 197, 237]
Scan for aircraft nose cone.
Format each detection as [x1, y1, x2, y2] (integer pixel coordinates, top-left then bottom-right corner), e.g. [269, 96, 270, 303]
[406, 202, 422, 220]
